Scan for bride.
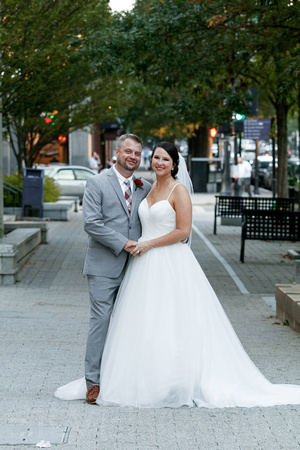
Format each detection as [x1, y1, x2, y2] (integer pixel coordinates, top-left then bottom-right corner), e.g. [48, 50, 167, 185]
[55, 142, 300, 408]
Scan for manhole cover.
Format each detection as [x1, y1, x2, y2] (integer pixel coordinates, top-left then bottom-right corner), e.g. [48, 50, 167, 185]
[0, 426, 70, 445]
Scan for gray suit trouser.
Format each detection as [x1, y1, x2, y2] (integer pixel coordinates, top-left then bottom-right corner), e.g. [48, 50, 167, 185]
[85, 268, 126, 388]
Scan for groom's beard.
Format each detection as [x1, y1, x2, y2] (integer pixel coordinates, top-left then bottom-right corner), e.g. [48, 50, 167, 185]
[118, 159, 140, 173]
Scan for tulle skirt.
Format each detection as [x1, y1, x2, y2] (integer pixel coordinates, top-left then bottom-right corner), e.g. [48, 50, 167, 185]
[55, 242, 300, 408]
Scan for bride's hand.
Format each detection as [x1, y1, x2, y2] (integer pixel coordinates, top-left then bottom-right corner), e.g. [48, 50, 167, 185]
[131, 241, 153, 256]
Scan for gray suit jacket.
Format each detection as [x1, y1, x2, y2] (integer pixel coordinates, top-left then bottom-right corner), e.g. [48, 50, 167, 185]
[82, 167, 151, 277]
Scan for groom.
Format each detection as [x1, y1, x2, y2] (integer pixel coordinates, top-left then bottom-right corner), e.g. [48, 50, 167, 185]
[82, 133, 151, 404]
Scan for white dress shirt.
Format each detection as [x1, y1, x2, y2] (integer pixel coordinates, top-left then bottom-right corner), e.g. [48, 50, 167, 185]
[113, 164, 134, 195]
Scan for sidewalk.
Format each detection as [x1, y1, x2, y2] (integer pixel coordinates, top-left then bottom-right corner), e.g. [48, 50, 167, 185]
[1, 193, 300, 449]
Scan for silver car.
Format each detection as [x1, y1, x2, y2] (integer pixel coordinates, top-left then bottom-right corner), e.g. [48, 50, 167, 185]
[40, 165, 96, 200]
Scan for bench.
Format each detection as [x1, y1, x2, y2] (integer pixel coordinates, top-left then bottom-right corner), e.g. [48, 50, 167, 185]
[59, 196, 80, 212]
[4, 221, 49, 244]
[240, 210, 300, 263]
[0, 228, 41, 284]
[275, 284, 300, 332]
[214, 196, 294, 234]
[43, 201, 75, 221]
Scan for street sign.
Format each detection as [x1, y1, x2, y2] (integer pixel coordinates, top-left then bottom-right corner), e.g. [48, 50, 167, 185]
[244, 119, 272, 140]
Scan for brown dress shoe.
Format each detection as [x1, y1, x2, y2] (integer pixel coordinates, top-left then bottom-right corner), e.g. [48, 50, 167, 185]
[86, 385, 100, 404]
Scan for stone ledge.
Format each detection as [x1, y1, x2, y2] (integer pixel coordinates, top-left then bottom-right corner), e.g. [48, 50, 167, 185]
[44, 201, 74, 221]
[0, 228, 41, 285]
[4, 221, 49, 244]
[58, 196, 80, 212]
[275, 284, 300, 332]
[4, 200, 76, 221]
[287, 249, 300, 259]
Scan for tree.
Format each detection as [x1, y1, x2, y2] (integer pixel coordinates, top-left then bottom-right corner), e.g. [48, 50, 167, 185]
[214, 0, 300, 196]
[101, 0, 256, 156]
[0, 0, 118, 172]
[110, 0, 300, 194]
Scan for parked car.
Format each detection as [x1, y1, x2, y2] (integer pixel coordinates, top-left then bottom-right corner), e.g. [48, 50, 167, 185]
[263, 159, 300, 191]
[263, 162, 277, 190]
[288, 158, 300, 185]
[251, 156, 273, 186]
[39, 165, 96, 200]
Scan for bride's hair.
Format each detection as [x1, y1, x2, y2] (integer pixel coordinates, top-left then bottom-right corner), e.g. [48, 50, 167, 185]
[152, 142, 179, 179]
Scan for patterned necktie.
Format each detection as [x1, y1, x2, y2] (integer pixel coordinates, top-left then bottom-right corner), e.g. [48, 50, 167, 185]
[124, 180, 132, 213]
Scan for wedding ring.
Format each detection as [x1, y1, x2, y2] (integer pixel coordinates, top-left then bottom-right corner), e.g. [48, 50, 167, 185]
[136, 250, 140, 254]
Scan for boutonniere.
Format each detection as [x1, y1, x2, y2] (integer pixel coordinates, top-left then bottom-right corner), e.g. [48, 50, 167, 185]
[134, 178, 144, 191]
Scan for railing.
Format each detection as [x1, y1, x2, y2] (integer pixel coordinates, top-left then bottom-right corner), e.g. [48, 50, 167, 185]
[3, 182, 22, 207]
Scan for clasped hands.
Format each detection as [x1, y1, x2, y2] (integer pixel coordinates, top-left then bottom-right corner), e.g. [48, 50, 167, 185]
[124, 240, 152, 257]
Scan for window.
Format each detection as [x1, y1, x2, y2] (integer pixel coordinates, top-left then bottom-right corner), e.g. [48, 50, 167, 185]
[54, 169, 75, 180]
[74, 169, 95, 180]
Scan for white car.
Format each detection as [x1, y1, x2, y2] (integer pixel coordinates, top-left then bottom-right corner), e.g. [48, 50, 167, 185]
[39, 165, 96, 200]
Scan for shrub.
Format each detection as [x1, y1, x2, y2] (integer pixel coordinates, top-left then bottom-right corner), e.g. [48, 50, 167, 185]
[43, 176, 61, 202]
[3, 173, 23, 207]
[3, 172, 61, 207]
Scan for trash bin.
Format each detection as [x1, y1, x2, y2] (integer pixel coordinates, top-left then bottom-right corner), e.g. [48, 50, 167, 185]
[190, 158, 209, 192]
[22, 168, 44, 218]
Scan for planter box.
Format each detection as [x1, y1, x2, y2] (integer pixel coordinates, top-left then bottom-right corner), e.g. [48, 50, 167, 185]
[4, 221, 49, 244]
[4, 199, 76, 221]
[275, 284, 300, 332]
[0, 228, 41, 285]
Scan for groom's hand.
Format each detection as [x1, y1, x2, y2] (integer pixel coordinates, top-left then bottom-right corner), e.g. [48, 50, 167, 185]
[124, 240, 138, 252]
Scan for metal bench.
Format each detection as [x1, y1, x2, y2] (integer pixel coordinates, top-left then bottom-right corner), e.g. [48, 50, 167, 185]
[240, 210, 300, 263]
[214, 196, 294, 234]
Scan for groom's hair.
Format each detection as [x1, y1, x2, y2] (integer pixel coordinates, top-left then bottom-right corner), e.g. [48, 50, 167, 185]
[116, 134, 142, 149]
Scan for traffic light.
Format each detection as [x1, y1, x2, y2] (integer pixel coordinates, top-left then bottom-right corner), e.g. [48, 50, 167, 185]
[246, 88, 258, 117]
[218, 123, 232, 136]
[210, 128, 218, 138]
[44, 114, 56, 125]
[235, 113, 246, 121]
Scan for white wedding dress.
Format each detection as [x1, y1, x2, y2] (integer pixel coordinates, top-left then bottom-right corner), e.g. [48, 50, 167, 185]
[55, 191, 300, 408]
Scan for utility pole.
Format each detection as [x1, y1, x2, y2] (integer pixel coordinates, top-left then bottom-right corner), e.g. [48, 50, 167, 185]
[223, 139, 232, 195]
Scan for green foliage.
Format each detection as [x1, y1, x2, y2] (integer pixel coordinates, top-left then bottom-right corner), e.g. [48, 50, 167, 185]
[3, 173, 61, 207]
[288, 175, 298, 187]
[4, 173, 23, 191]
[106, 0, 300, 187]
[3, 173, 23, 207]
[43, 176, 61, 203]
[0, 0, 117, 171]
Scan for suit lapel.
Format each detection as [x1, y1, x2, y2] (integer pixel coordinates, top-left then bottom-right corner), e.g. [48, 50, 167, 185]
[107, 169, 146, 218]
[107, 168, 129, 216]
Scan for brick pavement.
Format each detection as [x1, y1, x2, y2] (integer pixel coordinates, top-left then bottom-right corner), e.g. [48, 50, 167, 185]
[0, 197, 300, 449]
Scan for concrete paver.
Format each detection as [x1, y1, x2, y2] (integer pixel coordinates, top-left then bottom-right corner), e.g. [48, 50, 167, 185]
[1, 190, 300, 449]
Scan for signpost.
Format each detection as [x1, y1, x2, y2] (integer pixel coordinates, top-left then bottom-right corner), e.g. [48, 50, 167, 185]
[243, 119, 272, 194]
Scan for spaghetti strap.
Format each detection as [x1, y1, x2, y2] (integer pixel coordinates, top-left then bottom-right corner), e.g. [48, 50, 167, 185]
[167, 183, 181, 201]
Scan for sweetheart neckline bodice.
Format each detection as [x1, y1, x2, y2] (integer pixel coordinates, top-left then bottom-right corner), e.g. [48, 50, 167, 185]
[146, 199, 175, 211]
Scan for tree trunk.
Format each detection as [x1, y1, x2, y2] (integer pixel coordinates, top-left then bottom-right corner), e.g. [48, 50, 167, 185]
[298, 84, 300, 205]
[276, 101, 289, 197]
[188, 125, 210, 157]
